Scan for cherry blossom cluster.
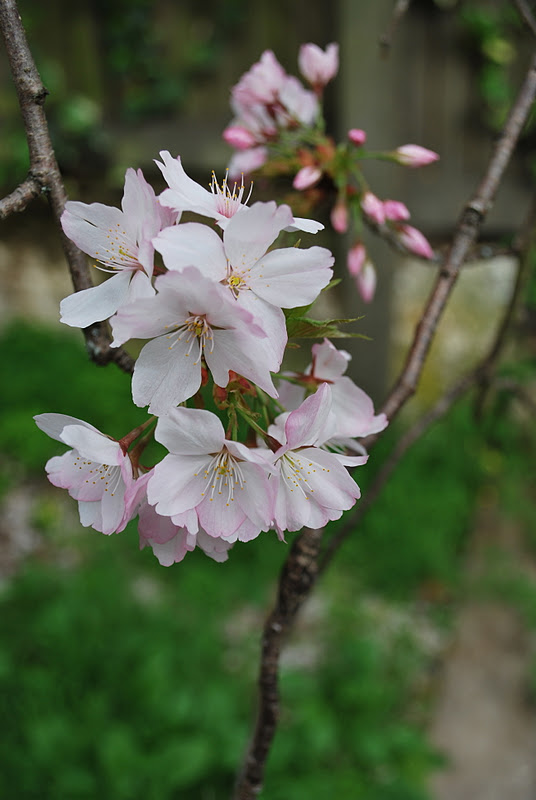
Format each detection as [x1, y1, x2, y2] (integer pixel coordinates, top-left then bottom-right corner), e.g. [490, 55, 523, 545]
[222, 43, 439, 302]
[35, 152, 387, 566]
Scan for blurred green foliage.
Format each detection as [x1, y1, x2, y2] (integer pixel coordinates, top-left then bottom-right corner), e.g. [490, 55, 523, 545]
[0, 0, 248, 189]
[460, 2, 533, 133]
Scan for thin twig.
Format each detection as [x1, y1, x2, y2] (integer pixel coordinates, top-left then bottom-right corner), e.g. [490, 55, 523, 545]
[379, 0, 412, 54]
[0, 0, 134, 374]
[232, 47, 536, 800]
[0, 175, 41, 218]
[515, 0, 536, 38]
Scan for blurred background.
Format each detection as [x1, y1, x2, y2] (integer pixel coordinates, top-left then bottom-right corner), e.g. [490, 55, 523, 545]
[1, 0, 536, 798]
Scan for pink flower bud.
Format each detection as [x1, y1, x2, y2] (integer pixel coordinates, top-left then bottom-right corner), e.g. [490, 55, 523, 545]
[348, 128, 367, 146]
[356, 260, 377, 303]
[393, 144, 439, 168]
[361, 191, 385, 225]
[298, 43, 339, 88]
[223, 125, 258, 150]
[383, 199, 410, 221]
[293, 165, 322, 191]
[396, 224, 434, 259]
[227, 146, 268, 179]
[330, 199, 348, 233]
[347, 243, 366, 276]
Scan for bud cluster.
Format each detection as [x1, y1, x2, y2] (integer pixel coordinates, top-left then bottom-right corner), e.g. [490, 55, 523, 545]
[222, 43, 439, 303]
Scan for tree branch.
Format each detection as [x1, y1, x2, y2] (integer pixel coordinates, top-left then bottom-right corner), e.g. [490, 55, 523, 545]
[0, 0, 134, 374]
[0, 175, 41, 218]
[380, 48, 536, 424]
[232, 47, 536, 800]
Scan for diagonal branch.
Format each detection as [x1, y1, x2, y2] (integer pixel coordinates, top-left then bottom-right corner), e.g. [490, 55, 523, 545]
[0, 0, 134, 373]
[379, 48, 536, 424]
[232, 47, 536, 800]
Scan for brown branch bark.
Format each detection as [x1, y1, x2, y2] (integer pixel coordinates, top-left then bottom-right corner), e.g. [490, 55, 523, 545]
[0, 0, 134, 374]
[233, 527, 323, 799]
[0, 175, 41, 218]
[232, 47, 536, 800]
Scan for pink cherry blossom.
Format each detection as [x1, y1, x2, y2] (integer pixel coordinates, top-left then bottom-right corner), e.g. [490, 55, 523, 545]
[110, 266, 277, 414]
[276, 75, 318, 126]
[34, 413, 143, 535]
[293, 165, 322, 190]
[232, 50, 287, 106]
[228, 146, 269, 179]
[298, 43, 339, 88]
[278, 339, 388, 442]
[157, 151, 323, 235]
[395, 223, 434, 259]
[269, 384, 366, 534]
[60, 168, 177, 328]
[147, 407, 275, 540]
[361, 191, 385, 225]
[393, 144, 439, 167]
[138, 503, 232, 565]
[153, 201, 334, 369]
[348, 128, 367, 146]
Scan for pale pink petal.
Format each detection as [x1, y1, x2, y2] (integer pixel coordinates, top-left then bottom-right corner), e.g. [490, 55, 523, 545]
[156, 151, 216, 216]
[131, 336, 202, 414]
[59, 425, 122, 465]
[298, 43, 339, 87]
[284, 217, 324, 234]
[153, 223, 227, 279]
[224, 201, 294, 269]
[227, 147, 268, 179]
[283, 383, 333, 449]
[154, 407, 225, 456]
[311, 339, 350, 381]
[205, 329, 278, 398]
[60, 270, 133, 328]
[236, 292, 287, 367]
[34, 413, 100, 443]
[147, 454, 210, 517]
[248, 245, 333, 308]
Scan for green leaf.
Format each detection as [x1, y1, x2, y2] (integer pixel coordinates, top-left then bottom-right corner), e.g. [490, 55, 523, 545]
[286, 315, 369, 339]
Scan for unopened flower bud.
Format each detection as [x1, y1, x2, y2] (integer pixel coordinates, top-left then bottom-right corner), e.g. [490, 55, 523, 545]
[347, 243, 366, 276]
[223, 125, 258, 151]
[361, 191, 385, 225]
[348, 128, 367, 146]
[330, 199, 348, 233]
[356, 260, 377, 303]
[393, 144, 439, 168]
[383, 199, 410, 221]
[396, 224, 434, 259]
[293, 165, 322, 191]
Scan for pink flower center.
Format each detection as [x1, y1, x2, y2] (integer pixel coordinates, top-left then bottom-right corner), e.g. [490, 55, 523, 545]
[210, 171, 253, 218]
